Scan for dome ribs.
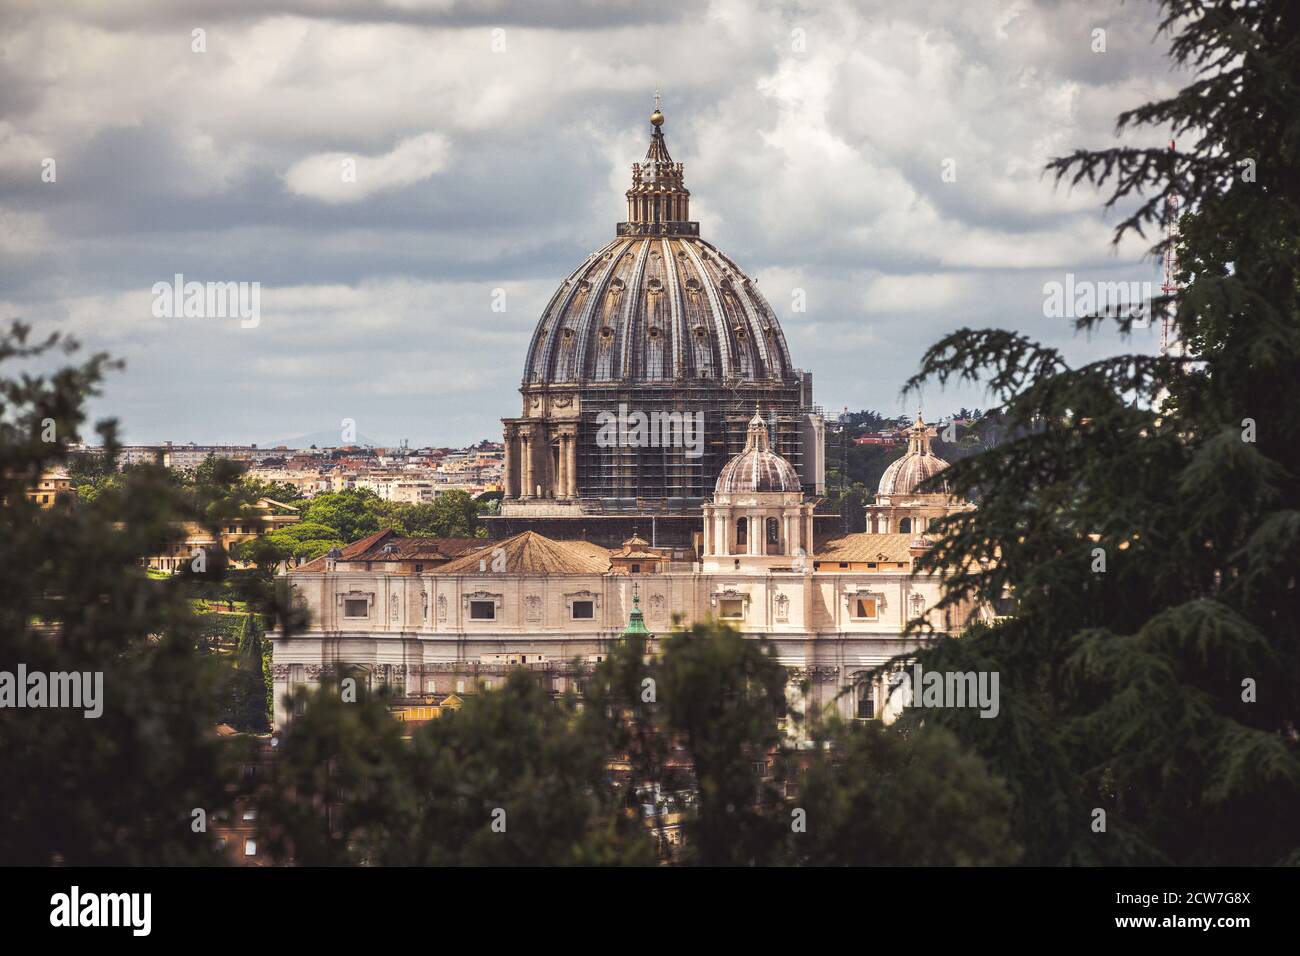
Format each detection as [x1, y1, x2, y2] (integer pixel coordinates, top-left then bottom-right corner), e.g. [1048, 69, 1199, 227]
[661, 238, 687, 380]
[679, 240, 732, 380]
[568, 240, 629, 382]
[528, 257, 586, 383]
[615, 238, 652, 381]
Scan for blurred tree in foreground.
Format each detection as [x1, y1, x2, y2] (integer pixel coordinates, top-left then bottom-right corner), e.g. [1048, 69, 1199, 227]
[0, 323, 240, 864]
[264, 623, 1019, 865]
[900, 0, 1300, 864]
[261, 670, 653, 865]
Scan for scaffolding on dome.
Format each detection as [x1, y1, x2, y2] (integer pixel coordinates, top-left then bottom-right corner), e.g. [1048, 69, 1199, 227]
[572, 380, 810, 508]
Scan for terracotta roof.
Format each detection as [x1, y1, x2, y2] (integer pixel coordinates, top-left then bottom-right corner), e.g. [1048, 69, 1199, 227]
[349, 536, 483, 562]
[815, 533, 915, 563]
[434, 530, 611, 575]
[292, 533, 486, 572]
[342, 528, 393, 557]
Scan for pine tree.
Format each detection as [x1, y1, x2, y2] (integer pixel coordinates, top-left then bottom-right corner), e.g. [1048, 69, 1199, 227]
[900, 0, 1300, 864]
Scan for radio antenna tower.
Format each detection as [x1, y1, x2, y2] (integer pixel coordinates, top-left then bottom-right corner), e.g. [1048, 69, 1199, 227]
[1160, 140, 1181, 356]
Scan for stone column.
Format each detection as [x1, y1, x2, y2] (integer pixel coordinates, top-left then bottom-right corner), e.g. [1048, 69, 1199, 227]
[520, 431, 534, 498]
[503, 426, 517, 499]
[566, 431, 578, 497]
[555, 434, 566, 500]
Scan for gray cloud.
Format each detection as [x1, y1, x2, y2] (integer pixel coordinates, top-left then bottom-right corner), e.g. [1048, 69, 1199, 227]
[0, 0, 1176, 445]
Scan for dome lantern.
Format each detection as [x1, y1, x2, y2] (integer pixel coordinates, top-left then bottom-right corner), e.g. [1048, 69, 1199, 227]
[620, 98, 695, 238]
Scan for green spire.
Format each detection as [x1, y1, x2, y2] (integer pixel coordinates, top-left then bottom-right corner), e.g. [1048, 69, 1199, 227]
[622, 582, 652, 638]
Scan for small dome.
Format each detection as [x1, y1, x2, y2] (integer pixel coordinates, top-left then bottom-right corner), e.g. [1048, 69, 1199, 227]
[715, 409, 802, 495]
[878, 413, 950, 495]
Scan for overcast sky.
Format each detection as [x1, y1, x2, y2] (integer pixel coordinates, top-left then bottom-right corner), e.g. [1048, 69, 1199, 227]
[0, 0, 1185, 447]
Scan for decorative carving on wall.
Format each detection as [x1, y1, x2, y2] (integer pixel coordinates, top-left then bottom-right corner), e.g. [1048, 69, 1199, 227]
[390, 594, 400, 623]
[463, 591, 504, 616]
[775, 593, 790, 622]
[422, 590, 430, 623]
[437, 594, 447, 622]
[787, 665, 840, 683]
[525, 594, 542, 622]
[711, 586, 750, 607]
[843, 586, 887, 610]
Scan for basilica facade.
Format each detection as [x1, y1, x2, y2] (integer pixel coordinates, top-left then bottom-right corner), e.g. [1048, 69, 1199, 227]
[270, 108, 980, 731]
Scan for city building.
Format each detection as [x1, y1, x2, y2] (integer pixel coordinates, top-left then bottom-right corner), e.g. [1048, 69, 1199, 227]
[270, 107, 985, 733]
[145, 497, 302, 572]
[26, 468, 72, 508]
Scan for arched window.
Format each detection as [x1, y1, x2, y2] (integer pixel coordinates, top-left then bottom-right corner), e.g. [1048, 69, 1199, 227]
[766, 516, 780, 552]
[736, 517, 747, 547]
[898, 517, 912, 533]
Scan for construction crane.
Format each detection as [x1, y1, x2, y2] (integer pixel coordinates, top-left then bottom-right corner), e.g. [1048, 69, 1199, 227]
[1160, 140, 1181, 356]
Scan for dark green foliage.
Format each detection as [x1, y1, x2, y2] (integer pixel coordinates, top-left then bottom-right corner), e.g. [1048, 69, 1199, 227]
[652, 625, 790, 864]
[292, 487, 487, 543]
[261, 671, 653, 865]
[263, 621, 1020, 866]
[792, 718, 1020, 866]
[0, 322, 241, 864]
[223, 614, 269, 733]
[898, 0, 1300, 864]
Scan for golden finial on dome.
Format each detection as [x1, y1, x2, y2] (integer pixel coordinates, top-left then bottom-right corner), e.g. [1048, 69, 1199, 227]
[650, 89, 664, 126]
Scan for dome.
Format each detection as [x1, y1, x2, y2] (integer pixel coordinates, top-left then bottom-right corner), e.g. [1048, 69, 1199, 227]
[522, 110, 795, 386]
[716, 409, 802, 495]
[878, 413, 950, 495]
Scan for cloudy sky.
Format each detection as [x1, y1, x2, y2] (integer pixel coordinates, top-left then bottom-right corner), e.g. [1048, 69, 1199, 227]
[0, 0, 1185, 447]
